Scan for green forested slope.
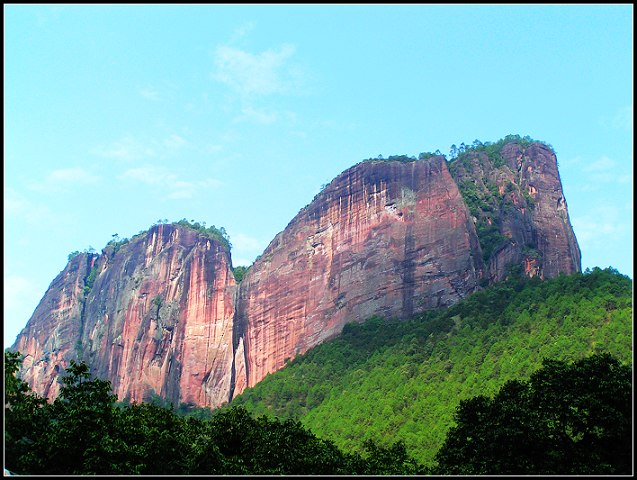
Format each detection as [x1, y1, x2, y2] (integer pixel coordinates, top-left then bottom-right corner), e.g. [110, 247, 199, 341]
[229, 268, 632, 466]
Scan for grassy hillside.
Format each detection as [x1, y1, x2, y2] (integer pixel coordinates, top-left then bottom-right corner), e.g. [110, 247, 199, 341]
[228, 267, 632, 466]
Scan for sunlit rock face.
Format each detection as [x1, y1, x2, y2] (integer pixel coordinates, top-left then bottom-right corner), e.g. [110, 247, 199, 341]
[13, 224, 237, 408]
[11, 253, 95, 402]
[231, 156, 483, 394]
[12, 140, 580, 409]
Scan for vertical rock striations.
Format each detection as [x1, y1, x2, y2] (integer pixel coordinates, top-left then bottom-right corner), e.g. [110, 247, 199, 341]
[13, 224, 237, 408]
[231, 156, 483, 394]
[11, 253, 96, 401]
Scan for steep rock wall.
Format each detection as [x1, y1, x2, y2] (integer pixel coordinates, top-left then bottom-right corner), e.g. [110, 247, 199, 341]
[13, 224, 237, 407]
[11, 253, 96, 401]
[232, 156, 483, 393]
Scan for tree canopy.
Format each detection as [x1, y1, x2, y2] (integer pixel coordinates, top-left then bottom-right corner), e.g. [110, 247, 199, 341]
[434, 353, 632, 475]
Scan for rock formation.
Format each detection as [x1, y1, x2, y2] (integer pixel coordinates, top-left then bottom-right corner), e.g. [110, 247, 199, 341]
[12, 224, 237, 408]
[448, 141, 581, 283]
[11, 137, 581, 409]
[232, 155, 483, 391]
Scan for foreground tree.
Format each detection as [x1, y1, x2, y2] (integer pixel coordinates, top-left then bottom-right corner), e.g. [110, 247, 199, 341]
[4, 352, 424, 475]
[4, 351, 49, 474]
[434, 353, 632, 475]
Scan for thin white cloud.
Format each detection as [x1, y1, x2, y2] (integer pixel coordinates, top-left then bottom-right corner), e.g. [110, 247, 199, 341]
[94, 133, 191, 161]
[581, 155, 632, 185]
[5, 188, 51, 223]
[572, 205, 629, 250]
[232, 233, 264, 252]
[119, 165, 221, 200]
[3, 275, 42, 344]
[611, 106, 632, 130]
[600, 106, 633, 130]
[228, 21, 255, 44]
[28, 167, 99, 193]
[237, 105, 279, 125]
[120, 165, 174, 185]
[5, 187, 76, 228]
[93, 136, 156, 161]
[212, 43, 298, 97]
[583, 155, 616, 173]
[139, 86, 161, 101]
[163, 134, 189, 149]
[205, 144, 224, 155]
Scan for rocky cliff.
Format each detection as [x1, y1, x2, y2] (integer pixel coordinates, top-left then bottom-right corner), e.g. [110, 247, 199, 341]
[12, 224, 237, 408]
[232, 155, 483, 391]
[11, 137, 581, 409]
[448, 140, 581, 283]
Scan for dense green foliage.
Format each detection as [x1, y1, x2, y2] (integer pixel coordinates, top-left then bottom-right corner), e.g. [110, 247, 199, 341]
[363, 153, 418, 163]
[449, 134, 553, 161]
[4, 354, 427, 475]
[232, 265, 250, 283]
[229, 268, 632, 466]
[5, 268, 632, 475]
[82, 262, 100, 296]
[67, 219, 233, 264]
[434, 353, 632, 475]
[173, 218, 232, 251]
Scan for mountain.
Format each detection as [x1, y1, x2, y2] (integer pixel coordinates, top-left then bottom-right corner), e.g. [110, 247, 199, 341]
[229, 267, 632, 466]
[10, 136, 581, 409]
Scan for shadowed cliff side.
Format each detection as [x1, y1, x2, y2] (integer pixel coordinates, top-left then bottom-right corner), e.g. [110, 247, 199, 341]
[448, 139, 581, 283]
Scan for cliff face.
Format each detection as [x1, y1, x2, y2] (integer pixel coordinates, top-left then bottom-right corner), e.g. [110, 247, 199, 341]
[13, 224, 237, 407]
[232, 156, 483, 392]
[12, 139, 581, 409]
[11, 253, 95, 401]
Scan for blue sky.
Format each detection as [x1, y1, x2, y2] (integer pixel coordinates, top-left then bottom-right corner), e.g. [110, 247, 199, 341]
[4, 4, 633, 348]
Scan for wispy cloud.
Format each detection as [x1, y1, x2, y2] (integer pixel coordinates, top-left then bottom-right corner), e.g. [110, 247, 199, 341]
[5, 187, 75, 227]
[93, 136, 156, 161]
[5, 188, 51, 223]
[232, 233, 265, 252]
[229, 232, 267, 267]
[3, 275, 42, 335]
[139, 86, 161, 101]
[600, 105, 633, 130]
[582, 155, 632, 185]
[228, 21, 255, 44]
[119, 164, 221, 200]
[94, 133, 191, 161]
[28, 167, 99, 193]
[163, 134, 189, 149]
[212, 43, 300, 97]
[237, 105, 279, 125]
[572, 204, 630, 252]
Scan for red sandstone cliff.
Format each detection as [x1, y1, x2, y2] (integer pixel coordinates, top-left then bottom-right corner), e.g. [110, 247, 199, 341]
[10, 253, 95, 401]
[12, 224, 237, 408]
[231, 156, 483, 393]
[11, 138, 581, 409]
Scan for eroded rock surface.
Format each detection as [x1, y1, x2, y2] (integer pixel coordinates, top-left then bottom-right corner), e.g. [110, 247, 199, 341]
[232, 156, 483, 392]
